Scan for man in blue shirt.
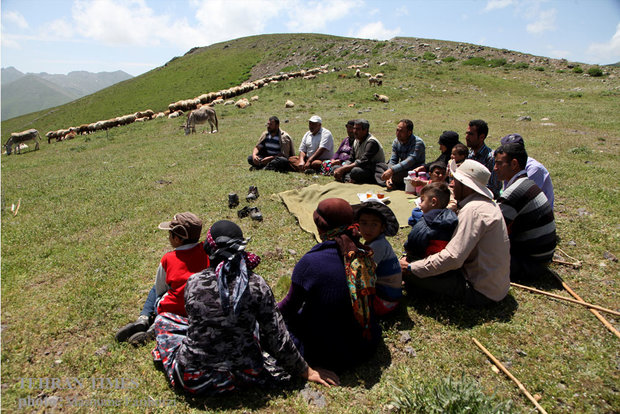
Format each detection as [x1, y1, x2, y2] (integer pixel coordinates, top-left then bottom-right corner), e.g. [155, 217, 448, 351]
[381, 119, 425, 190]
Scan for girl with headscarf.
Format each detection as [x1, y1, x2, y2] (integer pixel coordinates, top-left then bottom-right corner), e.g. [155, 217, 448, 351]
[152, 220, 338, 395]
[278, 198, 381, 371]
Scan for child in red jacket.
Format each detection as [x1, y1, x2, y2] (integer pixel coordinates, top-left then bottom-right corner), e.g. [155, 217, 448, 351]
[116, 212, 209, 346]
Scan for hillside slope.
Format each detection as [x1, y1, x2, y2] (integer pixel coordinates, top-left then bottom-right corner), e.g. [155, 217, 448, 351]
[2, 33, 608, 140]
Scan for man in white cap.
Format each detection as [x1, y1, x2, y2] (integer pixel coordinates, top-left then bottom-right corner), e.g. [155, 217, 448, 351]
[292, 115, 334, 172]
[399, 160, 510, 307]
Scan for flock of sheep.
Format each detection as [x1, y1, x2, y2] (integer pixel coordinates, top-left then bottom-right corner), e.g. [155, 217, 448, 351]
[6, 61, 389, 153]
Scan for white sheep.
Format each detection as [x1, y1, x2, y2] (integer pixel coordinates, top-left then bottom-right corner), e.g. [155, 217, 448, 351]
[373, 93, 389, 103]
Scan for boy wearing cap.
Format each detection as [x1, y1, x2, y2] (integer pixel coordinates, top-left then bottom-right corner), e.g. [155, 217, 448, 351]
[116, 212, 209, 345]
[399, 160, 510, 307]
[292, 115, 334, 172]
[354, 201, 402, 315]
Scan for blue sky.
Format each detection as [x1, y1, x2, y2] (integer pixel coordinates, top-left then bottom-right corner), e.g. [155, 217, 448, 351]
[2, 0, 619, 76]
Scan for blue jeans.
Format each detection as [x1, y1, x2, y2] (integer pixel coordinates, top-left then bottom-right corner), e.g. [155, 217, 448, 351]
[141, 285, 157, 317]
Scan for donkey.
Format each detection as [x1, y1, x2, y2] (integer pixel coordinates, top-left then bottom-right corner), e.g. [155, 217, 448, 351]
[183, 106, 218, 135]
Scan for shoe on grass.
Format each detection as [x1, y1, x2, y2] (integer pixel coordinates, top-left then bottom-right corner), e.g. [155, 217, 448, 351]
[246, 185, 259, 202]
[115, 315, 149, 342]
[238, 206, 251, 219]
[228, 193, 240, 209]
[128, 328, 156, 347]
[249, 207, 263, 222]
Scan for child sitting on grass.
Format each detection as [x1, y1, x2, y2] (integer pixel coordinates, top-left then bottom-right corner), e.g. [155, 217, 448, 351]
[405, 182, 458, 261]
[115, 212, 209, 346]
[354, 201, 402, 315]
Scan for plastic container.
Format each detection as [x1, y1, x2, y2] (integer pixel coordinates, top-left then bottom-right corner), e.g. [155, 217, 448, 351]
[415, 172, 428, 194]
[403, 177, 415, 194]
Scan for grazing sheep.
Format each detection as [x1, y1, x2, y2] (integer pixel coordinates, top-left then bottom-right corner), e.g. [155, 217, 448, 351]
[375, 73, 384, 78]
[168, 110, 183, 119]
[250, 95, 259, 101]
[369, 76, 382, 86]
[155, 112, 166, 119]
[235, 98, 250, 109]
[285, 100, 295, 108]
[224, 99, 235, 106]
[355, 68, 361, 78]
[373, 93, 389, 103]
[303, 74, 316, 80]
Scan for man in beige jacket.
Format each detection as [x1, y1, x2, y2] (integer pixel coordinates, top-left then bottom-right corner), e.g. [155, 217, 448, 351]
[400, 159, 510, 307]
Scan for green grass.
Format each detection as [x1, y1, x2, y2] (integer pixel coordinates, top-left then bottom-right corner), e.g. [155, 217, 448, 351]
[2, 34, 619, 413]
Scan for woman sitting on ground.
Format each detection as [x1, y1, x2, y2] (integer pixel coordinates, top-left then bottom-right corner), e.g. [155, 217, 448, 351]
[278, 198, 381, 371]
[152, 220, 339, 394]
[413, 130, 460, 175]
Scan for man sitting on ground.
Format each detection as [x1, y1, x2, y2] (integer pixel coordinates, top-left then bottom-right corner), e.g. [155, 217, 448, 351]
[380, 119, 426, 190]
[334, 119, 385, 184]
[465, 119, 501, 198]
[399, 160, 510, 307]
[247, 116, 295, 172]
[494, 143, 557, 282]
[499, 133, 555, 209]
[291, 115, 334, 173]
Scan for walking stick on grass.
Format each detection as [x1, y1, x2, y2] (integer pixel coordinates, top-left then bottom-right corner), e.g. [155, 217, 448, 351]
[472, 337, 548, 414]
[552, 273, 620, 339]
[511, 283, 620, 317]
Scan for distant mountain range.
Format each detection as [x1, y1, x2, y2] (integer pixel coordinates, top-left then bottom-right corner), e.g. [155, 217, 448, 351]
[1, 67, 133, 120]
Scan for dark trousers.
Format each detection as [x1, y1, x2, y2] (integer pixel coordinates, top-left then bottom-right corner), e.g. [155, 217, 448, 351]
[348, 166, 377, 184]
[510, 255, 550, 282]
[405, 269, 495, 308]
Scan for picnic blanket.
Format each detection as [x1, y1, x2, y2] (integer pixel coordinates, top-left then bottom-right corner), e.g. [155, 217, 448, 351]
[278, 181, 417, 242]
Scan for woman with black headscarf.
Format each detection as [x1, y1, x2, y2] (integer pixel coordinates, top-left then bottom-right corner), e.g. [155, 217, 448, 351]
[278, 198, 381, 371]
[152, 220, 338, 394]
[414, 130, 461, 174]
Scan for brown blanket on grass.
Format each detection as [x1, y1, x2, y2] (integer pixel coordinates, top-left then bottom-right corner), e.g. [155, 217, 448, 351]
[278, 181, 418, 242]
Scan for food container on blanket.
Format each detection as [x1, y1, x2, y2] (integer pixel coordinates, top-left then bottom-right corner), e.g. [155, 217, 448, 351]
[403, 177, 415, 194]
[415, 172, 428, 194]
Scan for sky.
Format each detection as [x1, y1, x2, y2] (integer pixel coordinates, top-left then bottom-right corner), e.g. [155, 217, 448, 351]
[1, 0, 619, 77]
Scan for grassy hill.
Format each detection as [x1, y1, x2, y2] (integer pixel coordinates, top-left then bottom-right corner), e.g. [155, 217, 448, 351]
[1, 34, 619, 413]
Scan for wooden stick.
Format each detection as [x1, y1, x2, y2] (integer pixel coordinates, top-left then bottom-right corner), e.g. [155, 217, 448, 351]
[552, 273, 620, 339]
[472, 337, 548, 414]
[13, 198, 21, 217]
[511, 283, 620, 317]
[552, 258, 582, 268]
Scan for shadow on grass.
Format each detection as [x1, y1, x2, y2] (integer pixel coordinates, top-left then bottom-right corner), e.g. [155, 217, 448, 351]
[402, 282, 519, 329]
[338, 338, 392, 389]
[154, 360, 307, 411]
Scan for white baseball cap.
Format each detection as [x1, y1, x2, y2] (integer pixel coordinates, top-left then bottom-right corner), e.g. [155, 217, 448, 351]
[308, 115, 322, 123]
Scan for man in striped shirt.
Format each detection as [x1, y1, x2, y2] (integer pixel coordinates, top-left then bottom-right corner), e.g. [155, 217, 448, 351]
[248, 116, 295, 171]
[494, 143, 557, 282]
